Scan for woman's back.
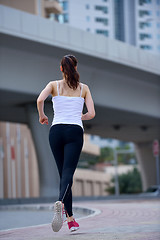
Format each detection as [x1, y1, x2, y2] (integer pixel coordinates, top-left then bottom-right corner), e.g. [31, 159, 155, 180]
[53, 79, 84, 98]
[51, 80, 85, 130]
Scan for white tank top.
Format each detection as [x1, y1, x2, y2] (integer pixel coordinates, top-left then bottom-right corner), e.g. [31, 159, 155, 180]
[51, 81, 85, 131]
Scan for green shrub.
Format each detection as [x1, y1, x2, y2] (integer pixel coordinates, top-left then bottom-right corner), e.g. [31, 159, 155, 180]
[106, 167, 142, 194]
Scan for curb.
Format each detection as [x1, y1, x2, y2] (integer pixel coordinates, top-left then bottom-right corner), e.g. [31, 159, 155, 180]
[0, 195, 159, 206]
[0, 204, 101, 232]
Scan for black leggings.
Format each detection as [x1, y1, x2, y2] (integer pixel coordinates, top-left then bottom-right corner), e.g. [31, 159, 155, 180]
[49, 124, 84, 217]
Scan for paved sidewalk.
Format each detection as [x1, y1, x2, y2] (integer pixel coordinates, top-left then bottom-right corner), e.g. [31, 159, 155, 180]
[0, 198, 160, 240]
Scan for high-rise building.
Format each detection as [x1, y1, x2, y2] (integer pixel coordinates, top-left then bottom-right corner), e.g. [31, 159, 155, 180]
[114, 0, 136, 45]
[48, 0, 160, 55]
[48, 0, 115, 39]
[136, 0, 160, 55]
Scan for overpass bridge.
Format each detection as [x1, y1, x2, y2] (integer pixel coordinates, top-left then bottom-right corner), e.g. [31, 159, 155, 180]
[0, 4, 160, 196]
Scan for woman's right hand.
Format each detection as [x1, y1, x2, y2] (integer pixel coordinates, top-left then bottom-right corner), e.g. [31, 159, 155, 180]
[39, 114, 48, 125]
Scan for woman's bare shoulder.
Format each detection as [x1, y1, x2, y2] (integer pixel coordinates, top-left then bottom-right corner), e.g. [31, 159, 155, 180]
[50, 79, 63, 86]
[49, 80, 62, 96]
[80, 83, 89, 98]
[81, 83, 89, 92]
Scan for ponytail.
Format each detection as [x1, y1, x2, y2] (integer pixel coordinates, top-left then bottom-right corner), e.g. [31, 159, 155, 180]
[60, 55, 80, 90]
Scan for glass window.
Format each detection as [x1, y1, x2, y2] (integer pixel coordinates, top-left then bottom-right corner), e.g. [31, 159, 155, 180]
[55, 13, 69, 23]
[139, 22, 143, 28]
[63, 13, 68, 22]
[140, 45, 152, 49]
[59, 1, 68, 11]
[63, 2, 68, 11]
[157, 22, 160, 28]
[139, 10, 151, 17]
[86, 16, 90, 21]
[139, 21, 152, 28]
[58, 14, 64, 24]
[139, 0, 152, 5]
[47, 13, 55, 21]
[54, 14, 59, 21]
[96, 29, 109, 37]
[95, 17, 108, 26]
[86, 4, 90, 9]
[139, 33, 152, 40]
[90, 135, 94, 140]
[95, 5, 108, 14]
[157, 0, 160, 5]
[148, 11, 152, 16]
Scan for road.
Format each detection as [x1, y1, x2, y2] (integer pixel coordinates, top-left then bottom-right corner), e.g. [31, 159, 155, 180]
[0, 198, 160, 240]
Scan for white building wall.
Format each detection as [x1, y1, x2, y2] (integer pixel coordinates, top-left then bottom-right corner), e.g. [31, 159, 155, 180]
[51, 0, 160, 55]
[62, 0, 160, 55]
[68, 0, 114, 39]
[135, 0, 160, 55]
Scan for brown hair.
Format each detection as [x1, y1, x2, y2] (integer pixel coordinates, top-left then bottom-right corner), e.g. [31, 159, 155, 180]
[60, 54, 80, 90]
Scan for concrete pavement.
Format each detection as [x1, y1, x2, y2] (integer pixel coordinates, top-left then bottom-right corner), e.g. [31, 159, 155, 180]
[0, 198, 160, 240]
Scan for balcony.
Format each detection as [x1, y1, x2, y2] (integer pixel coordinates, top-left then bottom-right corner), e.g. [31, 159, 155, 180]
[44, 0, 63, 14]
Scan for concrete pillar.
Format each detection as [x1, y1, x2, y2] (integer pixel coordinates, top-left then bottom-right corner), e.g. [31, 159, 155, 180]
[102, 183, 108, 196]
[84, 180, 94, 196]
[93, 181, 100, 196]
[134, 141, 159, 191]
[25, 103, 59, 197]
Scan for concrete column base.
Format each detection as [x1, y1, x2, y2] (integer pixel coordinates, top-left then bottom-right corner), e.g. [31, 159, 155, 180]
[25, 103, 59, 198]
[134, 141, 159, 191]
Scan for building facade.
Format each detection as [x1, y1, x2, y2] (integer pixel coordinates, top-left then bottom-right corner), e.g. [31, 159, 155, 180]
[52, 0, 115, 38]
[0, 0, 159, 54]
[51, 0, 160, 55]
[0, 122, 40, 199]
[0, 121, 111, 199]
[135, 0, 160, 55]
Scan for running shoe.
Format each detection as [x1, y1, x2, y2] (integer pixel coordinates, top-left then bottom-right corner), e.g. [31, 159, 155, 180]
[73, 218, 79, 230]
[67, 219, 79, 232]
[63, 209, 67, 223]
[52, 201, 63, 232]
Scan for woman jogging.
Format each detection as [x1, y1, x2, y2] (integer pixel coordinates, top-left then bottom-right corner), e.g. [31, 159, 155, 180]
[37, 54, 95, 232]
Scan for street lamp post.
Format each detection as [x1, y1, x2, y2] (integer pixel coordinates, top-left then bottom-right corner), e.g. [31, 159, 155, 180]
[113, 149, 119, 197]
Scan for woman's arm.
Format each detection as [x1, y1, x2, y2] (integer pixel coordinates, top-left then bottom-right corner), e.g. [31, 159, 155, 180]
[81, 85, 95, 120]
[37, 81, 53, 125]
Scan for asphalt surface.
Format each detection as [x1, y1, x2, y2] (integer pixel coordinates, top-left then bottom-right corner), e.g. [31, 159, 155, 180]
[0, 208, 86, 231]
[0, 198, 160, 240]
